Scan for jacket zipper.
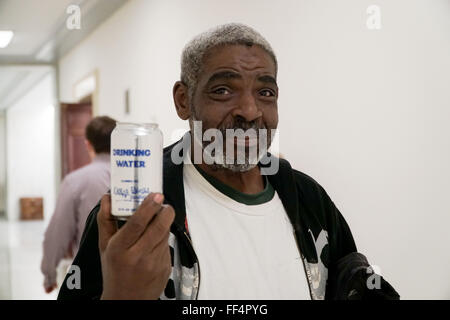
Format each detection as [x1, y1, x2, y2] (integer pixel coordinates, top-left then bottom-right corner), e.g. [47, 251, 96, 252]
[293, 230, 315, 300]
[183, 230, 201, 300]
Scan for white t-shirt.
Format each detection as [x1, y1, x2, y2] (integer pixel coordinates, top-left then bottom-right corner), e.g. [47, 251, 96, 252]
[183, 161, 311, 300]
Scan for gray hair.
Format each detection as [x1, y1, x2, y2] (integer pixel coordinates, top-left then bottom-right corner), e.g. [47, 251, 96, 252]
[181, 23, 278, 101]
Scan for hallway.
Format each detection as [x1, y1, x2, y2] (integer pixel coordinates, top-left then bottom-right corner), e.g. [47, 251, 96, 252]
[0, 220, 58, 299]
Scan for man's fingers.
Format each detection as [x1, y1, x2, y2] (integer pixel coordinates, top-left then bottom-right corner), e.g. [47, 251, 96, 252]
[45, 286, 54, 294]
[97, 194, 117, 252]
[114, 193, 165, 249]
[132, 204, 175, 255]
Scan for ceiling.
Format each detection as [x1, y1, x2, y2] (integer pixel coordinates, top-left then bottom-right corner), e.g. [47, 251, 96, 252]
[0, 0, 127, 110]
[0, 0, 76, 58]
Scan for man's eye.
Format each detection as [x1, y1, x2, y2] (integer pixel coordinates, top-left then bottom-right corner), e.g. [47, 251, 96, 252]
[212, 88, 231, 95]
[259, 89, 275, 97]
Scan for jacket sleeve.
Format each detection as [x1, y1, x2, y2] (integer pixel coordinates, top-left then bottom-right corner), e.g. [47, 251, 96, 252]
[57, 201, 103, 300]
[326, 252, 400, 300]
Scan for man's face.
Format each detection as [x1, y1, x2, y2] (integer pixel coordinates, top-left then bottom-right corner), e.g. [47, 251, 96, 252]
[189, 44, 279, 171]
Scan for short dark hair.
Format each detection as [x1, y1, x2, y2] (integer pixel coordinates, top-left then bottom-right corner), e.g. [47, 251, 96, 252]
[85, 116, 117, 154]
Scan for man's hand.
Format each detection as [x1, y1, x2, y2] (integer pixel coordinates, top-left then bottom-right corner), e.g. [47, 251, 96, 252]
[44, 283, 57, 293]
[97, 193, 175, 300]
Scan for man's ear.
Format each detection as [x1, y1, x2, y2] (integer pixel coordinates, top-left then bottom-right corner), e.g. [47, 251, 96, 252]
[84, 139, 92, 151]
[173, 81, 191, 120]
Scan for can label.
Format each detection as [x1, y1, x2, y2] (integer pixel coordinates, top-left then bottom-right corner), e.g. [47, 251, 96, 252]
[111, 124, 163, 219]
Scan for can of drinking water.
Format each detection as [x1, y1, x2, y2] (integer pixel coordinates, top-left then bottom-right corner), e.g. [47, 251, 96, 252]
[110, 122, 163, 220]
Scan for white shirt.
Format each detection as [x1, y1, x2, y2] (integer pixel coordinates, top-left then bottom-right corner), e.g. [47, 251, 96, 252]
[183, 161, 311, 300]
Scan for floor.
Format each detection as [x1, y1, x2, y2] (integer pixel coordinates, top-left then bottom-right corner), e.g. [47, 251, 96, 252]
[0, 219, 60, 300]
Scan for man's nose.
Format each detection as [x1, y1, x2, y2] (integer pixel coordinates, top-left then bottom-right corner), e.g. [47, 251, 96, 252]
[231, 91, 262, 122]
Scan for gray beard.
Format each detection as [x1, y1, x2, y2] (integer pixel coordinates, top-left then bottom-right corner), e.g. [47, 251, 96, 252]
[190, 115, 269, 173]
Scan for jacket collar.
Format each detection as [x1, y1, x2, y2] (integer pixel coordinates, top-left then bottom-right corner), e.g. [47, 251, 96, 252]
[163, 142, 187, 230]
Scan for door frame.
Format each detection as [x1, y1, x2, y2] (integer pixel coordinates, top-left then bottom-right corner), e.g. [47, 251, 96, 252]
[72, 69, 99, 116]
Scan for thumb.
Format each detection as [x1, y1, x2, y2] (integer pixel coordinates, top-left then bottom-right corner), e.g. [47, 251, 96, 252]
[97, 194, 117, 253]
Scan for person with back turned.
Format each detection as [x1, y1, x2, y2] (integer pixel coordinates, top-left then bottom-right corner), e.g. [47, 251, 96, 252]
[41, 116, 116, 293]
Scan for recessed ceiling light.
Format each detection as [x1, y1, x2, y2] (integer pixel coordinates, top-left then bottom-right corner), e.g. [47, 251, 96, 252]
[0, 30, 14, 48]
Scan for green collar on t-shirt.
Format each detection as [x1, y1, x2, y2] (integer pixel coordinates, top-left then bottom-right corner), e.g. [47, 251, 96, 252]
[192, 164, 275, 206]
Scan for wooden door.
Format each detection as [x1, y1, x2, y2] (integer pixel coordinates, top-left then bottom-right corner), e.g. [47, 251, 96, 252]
[60, 102, 93, 178]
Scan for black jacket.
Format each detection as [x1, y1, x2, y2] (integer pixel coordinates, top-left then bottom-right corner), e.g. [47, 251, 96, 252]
[58, 139, 397, 300]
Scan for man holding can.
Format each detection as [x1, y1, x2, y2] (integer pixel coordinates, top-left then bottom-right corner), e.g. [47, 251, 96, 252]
[58, 23, 398, 300]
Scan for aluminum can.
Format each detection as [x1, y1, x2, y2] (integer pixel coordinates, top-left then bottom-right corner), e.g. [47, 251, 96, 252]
[110, 122, 163, 220]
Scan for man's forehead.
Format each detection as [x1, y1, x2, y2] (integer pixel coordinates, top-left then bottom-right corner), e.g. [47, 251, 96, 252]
[201, 44, 276, 76]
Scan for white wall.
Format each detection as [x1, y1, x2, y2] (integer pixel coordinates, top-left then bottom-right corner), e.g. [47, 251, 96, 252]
[0, 112, 6, 216]
[58, 0, 450, 299]
[6, 71, 57, 222]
